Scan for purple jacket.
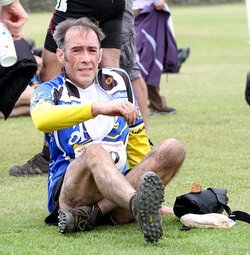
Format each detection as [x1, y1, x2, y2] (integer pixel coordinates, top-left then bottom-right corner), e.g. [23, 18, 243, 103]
[135, 4, 178, 87]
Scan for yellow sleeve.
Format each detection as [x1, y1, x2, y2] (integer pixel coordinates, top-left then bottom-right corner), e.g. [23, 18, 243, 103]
[31, 101, 93, 133]
[126, 125, 151, 168]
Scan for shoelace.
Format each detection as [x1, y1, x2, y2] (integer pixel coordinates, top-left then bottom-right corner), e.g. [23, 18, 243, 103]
[71, 207, 93, 231]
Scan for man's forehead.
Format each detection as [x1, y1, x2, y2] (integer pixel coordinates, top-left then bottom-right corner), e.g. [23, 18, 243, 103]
[65, 27, 99, 44]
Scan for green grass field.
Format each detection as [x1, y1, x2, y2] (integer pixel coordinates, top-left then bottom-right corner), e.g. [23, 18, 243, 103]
[0, 3, 250, 254]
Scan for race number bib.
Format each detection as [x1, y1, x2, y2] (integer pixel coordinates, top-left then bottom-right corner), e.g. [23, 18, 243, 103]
[55, 0, 68, 12]
[74, 141, 127, 172]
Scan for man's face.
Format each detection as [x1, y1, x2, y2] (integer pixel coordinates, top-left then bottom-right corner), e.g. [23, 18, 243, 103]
[57, 27, 102, 88]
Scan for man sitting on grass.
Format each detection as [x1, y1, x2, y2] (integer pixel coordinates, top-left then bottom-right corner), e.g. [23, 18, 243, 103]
[30, 17, 186, 243]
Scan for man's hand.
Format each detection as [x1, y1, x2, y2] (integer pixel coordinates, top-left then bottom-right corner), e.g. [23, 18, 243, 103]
[92, 100, 138, 126]
[154, 0, 165, 11]
[0, 0, 28, 40]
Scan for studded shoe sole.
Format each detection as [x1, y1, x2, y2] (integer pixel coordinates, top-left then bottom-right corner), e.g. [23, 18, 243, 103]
[133, 172, 165, 243]
[58, 209, 76, 234]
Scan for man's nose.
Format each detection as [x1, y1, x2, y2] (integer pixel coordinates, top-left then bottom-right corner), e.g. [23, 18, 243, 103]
[80, 50, 91, 62]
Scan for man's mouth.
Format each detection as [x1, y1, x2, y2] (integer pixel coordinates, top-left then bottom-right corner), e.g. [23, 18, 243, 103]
[79, 67, 92, 72]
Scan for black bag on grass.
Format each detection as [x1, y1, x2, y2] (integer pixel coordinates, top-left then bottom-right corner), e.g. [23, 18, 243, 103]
[173, 188, 228, 218]
[173, 188, 250, 224]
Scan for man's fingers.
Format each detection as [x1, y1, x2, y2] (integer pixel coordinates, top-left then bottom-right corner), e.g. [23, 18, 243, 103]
[4, 20, 24, 39]
[92, 100, 137, 125]
[121, 102, 137, 126]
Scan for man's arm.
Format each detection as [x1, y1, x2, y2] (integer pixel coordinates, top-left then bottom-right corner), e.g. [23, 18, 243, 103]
[31, 96, 137, 133]
[0, 0, 28, 39]
[153, 0, 165, 10]
[31, 101, 94, 133]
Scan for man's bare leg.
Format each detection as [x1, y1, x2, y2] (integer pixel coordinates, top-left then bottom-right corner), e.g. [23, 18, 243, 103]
[15, 85, 35, 107]
[132, 77, 149, 135]
[59, 144, 136, 211]
[40, 49, 62, 82]
[58, 144, 167, 242]
[59, 138, 185, 222]
[58, 143, 136, 233]
[101, 48, 120, 67]
[8, 106, 30, 117]
[110, 138, 186, 223]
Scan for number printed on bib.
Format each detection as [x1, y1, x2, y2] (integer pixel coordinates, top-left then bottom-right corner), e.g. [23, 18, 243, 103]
[55, 0, 68, 12]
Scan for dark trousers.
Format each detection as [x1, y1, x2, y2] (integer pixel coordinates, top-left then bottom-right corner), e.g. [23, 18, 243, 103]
[147, 85, 167, 111]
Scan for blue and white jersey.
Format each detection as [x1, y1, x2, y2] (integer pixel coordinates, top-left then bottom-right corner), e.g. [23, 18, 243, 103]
[31, 67, 143, 213]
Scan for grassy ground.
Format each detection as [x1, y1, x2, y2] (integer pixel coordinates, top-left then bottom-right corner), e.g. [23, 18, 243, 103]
[0, 3, 250, 255]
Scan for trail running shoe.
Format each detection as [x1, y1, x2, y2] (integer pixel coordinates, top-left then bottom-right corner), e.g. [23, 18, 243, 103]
[149, 106, 176, 115]
[178, 47, 190, 65]
[58, 205, 98, 234]
[131, 172, 165, 243]
[9, 152, 49, 176]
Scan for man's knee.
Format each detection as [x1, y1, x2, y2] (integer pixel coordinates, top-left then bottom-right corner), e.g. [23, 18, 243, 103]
[83, 144, 110, 167]
[167, 137, 185, 156]
[167, 138, 185, 155]
[161, 138, 186, 168]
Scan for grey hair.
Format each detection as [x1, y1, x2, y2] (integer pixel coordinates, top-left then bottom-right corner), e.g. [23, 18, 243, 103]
[53, 17, 106, 49]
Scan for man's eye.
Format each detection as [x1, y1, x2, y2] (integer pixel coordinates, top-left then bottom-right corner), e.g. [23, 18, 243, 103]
[89, 48, 97, 53]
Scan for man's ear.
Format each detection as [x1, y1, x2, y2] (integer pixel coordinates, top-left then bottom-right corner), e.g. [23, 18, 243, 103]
[56, 48, 65, 64]
[98, 48, 103, 64]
